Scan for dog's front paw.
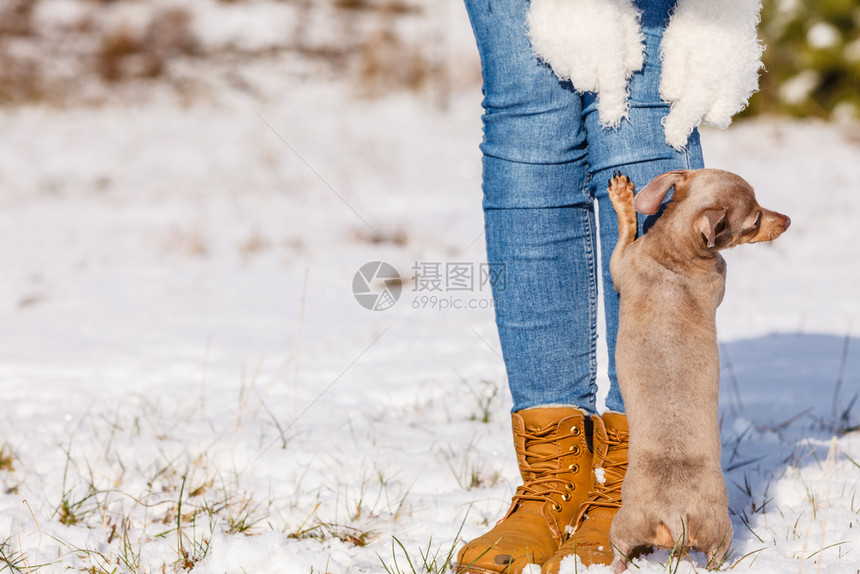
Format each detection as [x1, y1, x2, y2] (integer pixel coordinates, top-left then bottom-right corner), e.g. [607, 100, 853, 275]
[608, 171, 635, 205]
[608, 172, 636, 219]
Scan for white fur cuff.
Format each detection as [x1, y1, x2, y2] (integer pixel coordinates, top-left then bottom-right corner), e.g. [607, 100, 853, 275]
[660, 0, 764, 149]
[527, 0, 645, 128]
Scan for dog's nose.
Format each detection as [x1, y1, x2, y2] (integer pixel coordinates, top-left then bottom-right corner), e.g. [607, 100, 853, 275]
[783, 215, 791, 230]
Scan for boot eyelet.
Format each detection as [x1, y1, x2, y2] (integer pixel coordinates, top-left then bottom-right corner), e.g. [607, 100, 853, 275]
[565, 483, 575, 491]
[571, 426, 581, 436]
[568, 445, 580, 455]
[552, 503, 562, 512]
[568, 464, 580, 473]
[561, 493, 571, 502]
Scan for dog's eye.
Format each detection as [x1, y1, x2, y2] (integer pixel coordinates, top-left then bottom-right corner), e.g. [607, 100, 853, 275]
[753, 210, 762, 227]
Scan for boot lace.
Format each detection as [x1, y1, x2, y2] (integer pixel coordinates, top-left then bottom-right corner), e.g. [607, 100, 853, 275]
[511, 422, 579, 508]
[573, 427, 628, 524]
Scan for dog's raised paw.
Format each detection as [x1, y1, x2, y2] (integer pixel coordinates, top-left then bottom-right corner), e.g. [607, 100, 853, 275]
[608, 173, 635, 205]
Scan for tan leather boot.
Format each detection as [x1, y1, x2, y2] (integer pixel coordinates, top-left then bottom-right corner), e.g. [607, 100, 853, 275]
[541, 412, 629, 573]
[456, 407, 593, 574]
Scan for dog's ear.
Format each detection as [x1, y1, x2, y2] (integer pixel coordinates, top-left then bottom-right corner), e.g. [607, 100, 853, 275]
[634, 170, 691, 215]
[697, 207, 727, 248]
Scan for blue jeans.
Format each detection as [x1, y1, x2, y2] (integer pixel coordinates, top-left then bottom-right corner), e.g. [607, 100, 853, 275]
[465, 0, 704, 414]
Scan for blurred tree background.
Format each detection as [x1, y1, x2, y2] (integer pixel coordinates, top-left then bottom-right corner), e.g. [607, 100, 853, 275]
[748, 0, 860, 120]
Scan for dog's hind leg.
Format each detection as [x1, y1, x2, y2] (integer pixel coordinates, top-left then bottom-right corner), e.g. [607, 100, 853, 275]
[696, 514, 733, 569]
[609, 504, 651, 573]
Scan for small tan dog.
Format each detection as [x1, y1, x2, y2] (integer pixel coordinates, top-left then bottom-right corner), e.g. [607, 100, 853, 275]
[606, 169, 790, 572]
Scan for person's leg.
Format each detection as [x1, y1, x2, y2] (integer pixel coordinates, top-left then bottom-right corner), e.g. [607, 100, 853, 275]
[470, 0, 599, 415]
[583, 0, 705, 415]
[458, 0, 600, 572]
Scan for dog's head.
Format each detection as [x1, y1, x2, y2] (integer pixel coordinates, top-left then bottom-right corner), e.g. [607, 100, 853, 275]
[634, 169, 790, 251]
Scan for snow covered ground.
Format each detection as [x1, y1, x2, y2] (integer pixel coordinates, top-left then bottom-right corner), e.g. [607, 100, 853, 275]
[1, 1, 859, 573]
